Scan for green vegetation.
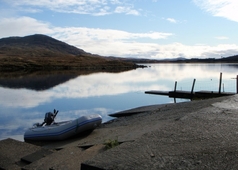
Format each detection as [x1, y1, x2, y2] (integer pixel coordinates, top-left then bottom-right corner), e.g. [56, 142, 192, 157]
[0, 55, 138, 72]
[104, 139, 120, 149]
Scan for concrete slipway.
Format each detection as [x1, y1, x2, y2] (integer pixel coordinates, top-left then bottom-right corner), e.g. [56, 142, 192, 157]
[1, 95, 238, 169]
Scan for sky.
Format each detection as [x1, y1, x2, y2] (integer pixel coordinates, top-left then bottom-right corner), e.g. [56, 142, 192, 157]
[0, 0, 238, 59]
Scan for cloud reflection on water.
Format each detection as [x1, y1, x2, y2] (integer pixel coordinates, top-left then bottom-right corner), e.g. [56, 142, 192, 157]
[0, 64, 237, 109]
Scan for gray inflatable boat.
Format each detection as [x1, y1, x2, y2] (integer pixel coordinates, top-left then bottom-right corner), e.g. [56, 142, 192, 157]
[24, 114, 102, 141]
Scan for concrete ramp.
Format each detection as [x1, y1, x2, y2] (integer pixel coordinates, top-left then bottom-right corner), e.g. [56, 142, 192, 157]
[0, 138, 42, 169]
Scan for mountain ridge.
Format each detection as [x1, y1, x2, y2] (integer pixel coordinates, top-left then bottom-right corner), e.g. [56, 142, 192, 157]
[0, 34, 143, 72]
[0, 34, 89, 57]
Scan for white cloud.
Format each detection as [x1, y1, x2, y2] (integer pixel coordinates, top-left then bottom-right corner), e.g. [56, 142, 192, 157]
[53, 27, 173, 42]
[65, 37, 238, 59]
[5, 0, 140, 16]
[0, 16, 238, 59]
[166, 18, 177, 23]
[52, 27, 238, 59]
[215, 36, 229, 40]
[0, 17, 53, 38]
[193, 0, 238, 22]
[115, 6, 139, 15]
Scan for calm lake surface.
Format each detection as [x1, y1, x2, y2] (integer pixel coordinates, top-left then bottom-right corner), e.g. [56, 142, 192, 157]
[1, 63, 238, 141]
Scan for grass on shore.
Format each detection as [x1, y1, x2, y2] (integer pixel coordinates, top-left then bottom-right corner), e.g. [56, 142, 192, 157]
[0, 54, 137, 72]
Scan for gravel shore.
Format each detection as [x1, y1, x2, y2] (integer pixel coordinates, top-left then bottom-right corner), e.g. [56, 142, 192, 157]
[1, 95, 238, 169]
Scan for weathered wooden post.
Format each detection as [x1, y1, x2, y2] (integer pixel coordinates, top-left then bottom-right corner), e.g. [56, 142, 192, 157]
[218, 72, 222, 94]
[190, 79, 196, 99]
[191, 79, 196, 94]
[174, 81, 177, 92]
[173, 81, 177, 103]
[236, 75, 238, 94]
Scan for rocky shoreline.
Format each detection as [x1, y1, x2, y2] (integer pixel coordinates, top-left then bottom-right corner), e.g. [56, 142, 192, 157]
[1, 95, 238, 169]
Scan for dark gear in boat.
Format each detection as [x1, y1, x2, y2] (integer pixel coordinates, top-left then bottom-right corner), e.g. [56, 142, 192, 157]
[40, 109, 59, 126]
[44, 112, 54, 125]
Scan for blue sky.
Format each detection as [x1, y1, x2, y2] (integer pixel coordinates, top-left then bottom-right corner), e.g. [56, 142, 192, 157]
[0, 0, 238, 59]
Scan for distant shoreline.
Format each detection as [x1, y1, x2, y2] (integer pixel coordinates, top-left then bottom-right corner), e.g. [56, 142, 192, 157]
[0, 56, 146, 73]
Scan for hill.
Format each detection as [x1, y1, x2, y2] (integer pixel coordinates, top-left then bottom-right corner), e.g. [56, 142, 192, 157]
[219, 55, 238, 62]
[120, 55, 238, 64]
[0, 34, 141, 72]
[0, 34, 89, 58]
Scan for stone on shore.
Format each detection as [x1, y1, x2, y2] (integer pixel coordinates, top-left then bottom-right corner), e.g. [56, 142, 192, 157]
[0, 138, 43, 169]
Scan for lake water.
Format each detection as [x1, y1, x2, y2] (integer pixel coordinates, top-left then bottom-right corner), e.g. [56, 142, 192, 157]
[0, 63, 238, 141]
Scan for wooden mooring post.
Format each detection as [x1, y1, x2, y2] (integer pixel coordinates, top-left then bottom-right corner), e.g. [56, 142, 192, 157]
[174, 81, 177, 92]
[191, 79, 196, 94]
[218, 72, 222, 94]
[237, 75, 238, 94]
